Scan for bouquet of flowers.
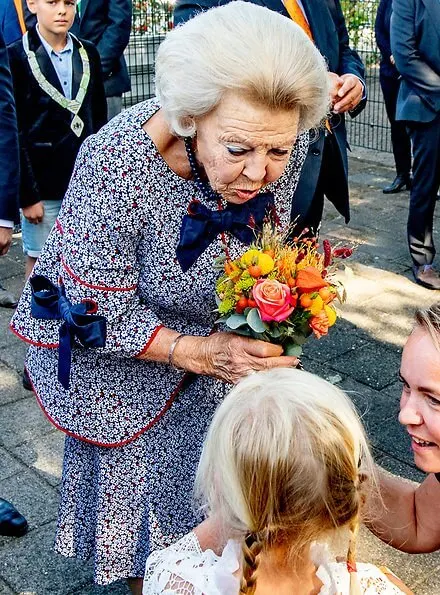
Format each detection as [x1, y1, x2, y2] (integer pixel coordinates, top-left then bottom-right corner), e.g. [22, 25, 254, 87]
[215, 224, 352, 356]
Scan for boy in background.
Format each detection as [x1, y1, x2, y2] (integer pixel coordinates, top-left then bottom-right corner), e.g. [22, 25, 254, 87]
[7, 0, 107, 280]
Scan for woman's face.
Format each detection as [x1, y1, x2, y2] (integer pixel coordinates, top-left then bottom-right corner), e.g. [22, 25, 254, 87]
[194, 91, 299, 204]
[399, 327, 440, 473]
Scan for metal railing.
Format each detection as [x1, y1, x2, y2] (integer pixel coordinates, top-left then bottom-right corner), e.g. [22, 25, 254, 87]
[124, 0, 392, 151]
[123, 1, 172, 108]
[340, 0, 391, 152]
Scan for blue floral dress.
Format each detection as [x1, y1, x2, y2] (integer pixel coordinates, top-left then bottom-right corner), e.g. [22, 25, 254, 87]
[10, 99, 309, 584]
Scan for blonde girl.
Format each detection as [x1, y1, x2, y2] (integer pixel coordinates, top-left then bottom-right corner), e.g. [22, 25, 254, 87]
[143, 368, 409, 594]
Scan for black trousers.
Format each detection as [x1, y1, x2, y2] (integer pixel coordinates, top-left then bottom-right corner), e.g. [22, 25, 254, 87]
[407, 113, 440, 267]
[380, 71, 412, 176]
[298, 134, 348, 235]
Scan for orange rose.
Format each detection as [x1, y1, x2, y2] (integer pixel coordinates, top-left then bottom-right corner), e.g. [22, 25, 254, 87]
[253, 279, 296, 322]
[309, 309, 330, 339]
[295, 266, 329, 294]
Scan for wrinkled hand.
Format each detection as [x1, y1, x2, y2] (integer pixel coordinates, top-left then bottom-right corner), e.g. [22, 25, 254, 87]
[0, 227, 13, 256]
[23, 202, 44, 224]
[175, 332, 299, 384]
[332, 74, 364, 114]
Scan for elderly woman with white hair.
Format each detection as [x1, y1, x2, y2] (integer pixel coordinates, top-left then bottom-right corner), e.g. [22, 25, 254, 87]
[11, 2, 329, 592]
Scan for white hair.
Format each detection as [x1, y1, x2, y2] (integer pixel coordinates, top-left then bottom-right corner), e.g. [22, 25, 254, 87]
[155, 1, 330, 136]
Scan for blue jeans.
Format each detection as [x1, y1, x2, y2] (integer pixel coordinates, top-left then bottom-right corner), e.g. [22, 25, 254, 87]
[21, 200, 62, 258]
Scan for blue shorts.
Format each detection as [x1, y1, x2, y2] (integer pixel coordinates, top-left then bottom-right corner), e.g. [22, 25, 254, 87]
[21, 200, 62, 258]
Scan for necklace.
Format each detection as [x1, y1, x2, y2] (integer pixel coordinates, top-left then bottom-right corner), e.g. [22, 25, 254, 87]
[184, 137, 221, 202]
[22, 32, 90, 138]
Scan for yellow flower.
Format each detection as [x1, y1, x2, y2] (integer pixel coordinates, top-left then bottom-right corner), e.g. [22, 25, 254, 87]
[309, 295, 324, 316]
[241, 249, 274, 275]
[324, 304, 337, 327]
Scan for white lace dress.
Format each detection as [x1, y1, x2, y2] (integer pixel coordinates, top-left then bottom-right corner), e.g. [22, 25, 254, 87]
[143, 532, 405, 594]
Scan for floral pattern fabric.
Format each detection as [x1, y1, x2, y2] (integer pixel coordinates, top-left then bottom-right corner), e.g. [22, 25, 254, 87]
[10, 99, 309, 583]
[11, 98, 308, 446]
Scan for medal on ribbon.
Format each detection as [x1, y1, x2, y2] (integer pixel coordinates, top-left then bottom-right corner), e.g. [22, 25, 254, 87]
[23, 33, 90, 138]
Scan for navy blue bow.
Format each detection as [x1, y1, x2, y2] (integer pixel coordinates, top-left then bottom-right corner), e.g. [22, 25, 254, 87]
[176, 192, 275, 272]
[30, 275, 107, 390]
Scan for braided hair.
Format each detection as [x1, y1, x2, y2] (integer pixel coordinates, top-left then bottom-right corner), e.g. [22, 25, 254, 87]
[346, 472, 368, 595]
[195, 369, 376, 594]
[239, 533, 263, 595]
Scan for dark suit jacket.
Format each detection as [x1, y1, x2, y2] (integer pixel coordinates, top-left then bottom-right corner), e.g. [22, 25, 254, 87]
[7, 25, 107, 208]
[174, 0, 366, 223]
[0, 31, 19, 223]
[0, 0, 22, 45]
[391, 0, 440, 123]
[375, 0, 399, 79]
[70, 0, 132, 97]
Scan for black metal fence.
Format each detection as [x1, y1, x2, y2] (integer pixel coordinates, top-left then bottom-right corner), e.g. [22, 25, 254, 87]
[340, 0, 391, 152]
[123, 1, 172, 107]
[124, 0, 392, 152]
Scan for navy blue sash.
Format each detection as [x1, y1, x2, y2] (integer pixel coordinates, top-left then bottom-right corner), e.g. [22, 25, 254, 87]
[30, 276, 107, 389]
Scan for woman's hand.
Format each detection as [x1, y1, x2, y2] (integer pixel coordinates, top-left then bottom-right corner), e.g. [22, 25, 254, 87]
[174, 332, 299, 384]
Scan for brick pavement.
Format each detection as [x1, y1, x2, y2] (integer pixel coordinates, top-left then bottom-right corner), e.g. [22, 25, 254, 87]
[1, 149, 440, 594]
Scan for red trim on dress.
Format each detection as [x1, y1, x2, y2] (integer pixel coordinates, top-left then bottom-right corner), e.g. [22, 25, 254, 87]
[55, 219, 64, 234]
[61, 258, 137, 292]
[81, 298, 99, 314]
[135, 324, 164, 357]
[9, 323, 59, 348]
[27, 365, 188, 448]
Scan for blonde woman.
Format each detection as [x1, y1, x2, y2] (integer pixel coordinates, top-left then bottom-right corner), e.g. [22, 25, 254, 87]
[143, 369, 410, 594]
[367, 304, 440, 553]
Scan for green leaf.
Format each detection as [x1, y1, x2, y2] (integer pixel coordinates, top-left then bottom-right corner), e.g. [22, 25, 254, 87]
[268, 326, 282, 339]
[246, 308, 268, 333]
[215, 315, 228, 325]
[284, 343, 303, 357]
[229, 327, 252, 337]
[225, 314, 248, 329]
[291, 334, 308, 345]
[213, 254, 226, 266]
[250, 330, 268, 341]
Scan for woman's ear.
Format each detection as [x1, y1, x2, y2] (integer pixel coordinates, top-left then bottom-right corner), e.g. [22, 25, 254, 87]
[181, 116, 196, 138]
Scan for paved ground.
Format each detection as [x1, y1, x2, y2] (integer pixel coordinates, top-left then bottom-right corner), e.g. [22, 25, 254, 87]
[1, 148, 440, 594]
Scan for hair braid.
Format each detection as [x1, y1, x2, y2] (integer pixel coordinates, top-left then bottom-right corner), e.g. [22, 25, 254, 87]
[346, 471, 368, 595]
[239, 533, 263, 595]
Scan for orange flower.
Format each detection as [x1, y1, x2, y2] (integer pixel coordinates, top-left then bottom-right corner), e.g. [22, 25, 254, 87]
[295, 266, 328, 294]
[224, 261, 241, 280]
[309, 310, 330, 339]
